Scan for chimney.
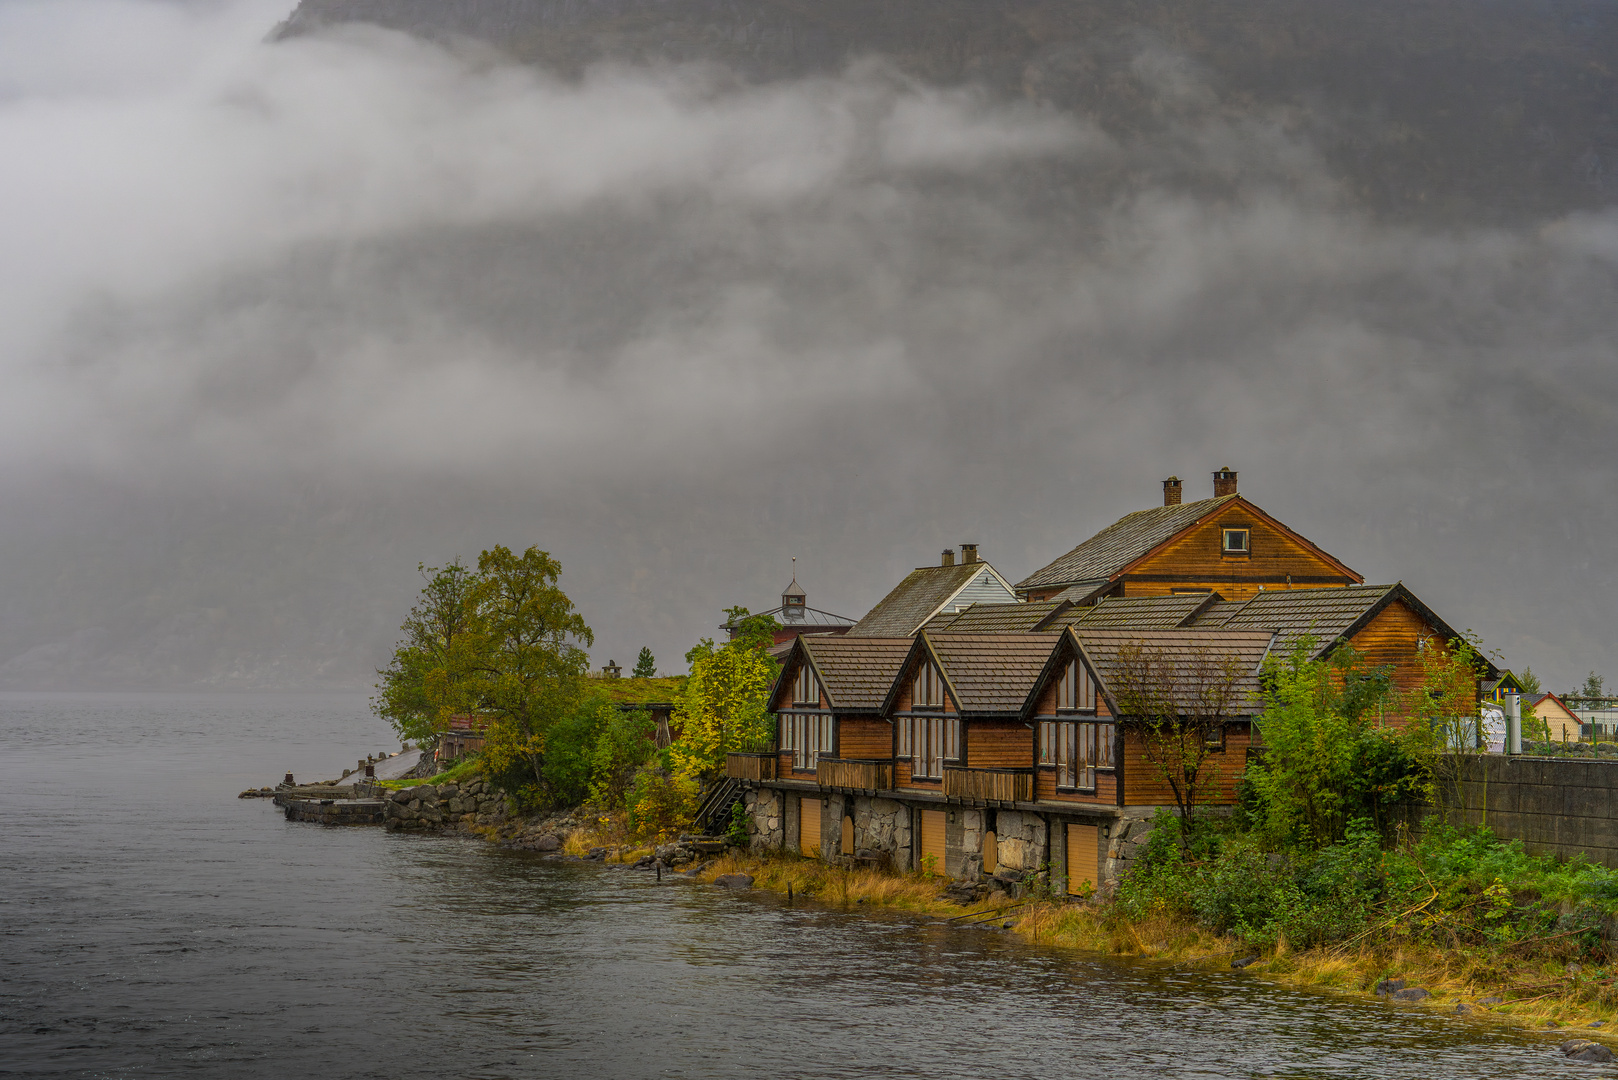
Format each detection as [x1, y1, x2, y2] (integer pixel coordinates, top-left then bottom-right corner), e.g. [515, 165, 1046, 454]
[1213, 467, 1238, 498]
[1162, 476, 1182, 506]
[941, 548, 955, 567]
[960, 543, 979, 564]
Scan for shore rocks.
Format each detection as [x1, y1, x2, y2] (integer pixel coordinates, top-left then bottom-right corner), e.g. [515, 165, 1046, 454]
[1562, 1040, 1616, 1063]
[1391, 987, 1431, 1002]
[1374, 978, 1407, 997]
[1231, 956, 1259, 970]
[383, 781, 508, 833]
[714, 874, 754, 889]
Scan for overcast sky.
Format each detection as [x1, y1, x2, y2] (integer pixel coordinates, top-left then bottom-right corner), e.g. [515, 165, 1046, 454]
[1, 0, 1614, 692]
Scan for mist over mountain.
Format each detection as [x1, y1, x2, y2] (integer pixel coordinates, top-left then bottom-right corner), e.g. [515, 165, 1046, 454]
[1, 0, 1614, 692]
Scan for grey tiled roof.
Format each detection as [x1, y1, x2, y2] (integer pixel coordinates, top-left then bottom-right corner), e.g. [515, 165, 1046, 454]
[1070, 628, 1276, 715]
[1016, 495, 1239, 591]
[925, 632, 1063, 714]
[849, 563, 984, 637]
[924, 600, 1062, 633]
[802, 636, 914, 711]
[1051, 593, 1217, 631]
[1194, 584, 1401, 655]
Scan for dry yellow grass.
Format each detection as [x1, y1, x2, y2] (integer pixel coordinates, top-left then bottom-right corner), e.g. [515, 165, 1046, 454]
[683, 851, 1618, 1041]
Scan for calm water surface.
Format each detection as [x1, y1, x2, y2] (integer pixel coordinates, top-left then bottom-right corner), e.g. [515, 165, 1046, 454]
[0, 692, 1600, 1078]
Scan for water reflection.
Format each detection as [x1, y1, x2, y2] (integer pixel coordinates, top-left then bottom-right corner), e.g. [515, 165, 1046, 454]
[0, 693, 1591, 1079]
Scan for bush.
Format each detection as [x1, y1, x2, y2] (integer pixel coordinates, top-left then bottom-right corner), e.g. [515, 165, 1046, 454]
[626, 766, 700, 842]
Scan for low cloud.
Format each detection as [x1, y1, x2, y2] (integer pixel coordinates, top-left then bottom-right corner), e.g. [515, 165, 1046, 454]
[1, 0, 1614, 690]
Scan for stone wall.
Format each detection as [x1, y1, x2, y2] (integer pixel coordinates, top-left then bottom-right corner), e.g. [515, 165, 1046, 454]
[742, 787, 784, 852]
[993, 809, 1048, 875]
[1101, 812, 1158, 890]
[852, 796, 912, 871]
[383, 780, 506, 831]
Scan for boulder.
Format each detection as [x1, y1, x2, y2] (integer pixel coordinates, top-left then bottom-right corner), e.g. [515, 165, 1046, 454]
[1562, 1041, 1616, 1063]
[531, 834, 562, 852]
[1391, 987, 1430, 1002]
[1477, 996, 1503, 1006]
[1231, 956, 1259, 970]
[437, 783, 459, 800]
[391, 788, 414, 804]
[713, 874, 754, 889]
[1374, 979, 1407, 997]
[586, 847, 609, 861]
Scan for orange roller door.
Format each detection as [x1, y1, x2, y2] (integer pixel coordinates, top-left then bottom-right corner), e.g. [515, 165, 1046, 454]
[920, 809, 946, 875]
[800, 797, 823, 858]
[1066, 823, 1098, 894]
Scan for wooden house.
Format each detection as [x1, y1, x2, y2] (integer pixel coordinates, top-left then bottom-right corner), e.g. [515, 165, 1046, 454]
[730, 626, 1272, 895]
[848, 546, 1018, 636]
[1015, 470, 1362, 604]
[1482, 670, 1527, 704]
[930, 583, 1495, 713]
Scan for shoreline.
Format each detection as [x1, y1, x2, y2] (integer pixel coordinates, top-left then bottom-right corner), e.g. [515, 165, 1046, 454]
[267, 772, 1618, 1057]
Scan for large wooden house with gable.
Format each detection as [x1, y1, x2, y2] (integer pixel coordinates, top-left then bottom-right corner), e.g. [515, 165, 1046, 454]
[1016, 470, 1362, 604]
[730, 626, 1272, 894]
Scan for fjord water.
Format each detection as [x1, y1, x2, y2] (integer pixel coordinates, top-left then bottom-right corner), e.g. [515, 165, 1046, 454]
[0, 693, 1588, 1078]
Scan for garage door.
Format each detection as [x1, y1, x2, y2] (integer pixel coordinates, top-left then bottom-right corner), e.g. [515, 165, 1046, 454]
[1066, 823, 1098, 895]
[919, 809, 946, 875]
[800, 797, 823, 858]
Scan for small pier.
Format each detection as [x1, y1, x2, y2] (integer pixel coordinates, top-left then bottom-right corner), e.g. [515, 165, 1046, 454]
[282, 798, 387, 825]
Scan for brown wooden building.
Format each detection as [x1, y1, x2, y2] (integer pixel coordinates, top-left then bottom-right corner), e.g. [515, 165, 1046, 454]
[730, 626, 1272, 895]
[1015, 469, 1362, 604]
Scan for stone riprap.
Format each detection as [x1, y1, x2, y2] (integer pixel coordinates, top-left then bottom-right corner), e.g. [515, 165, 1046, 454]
[384, 780, 509, 832]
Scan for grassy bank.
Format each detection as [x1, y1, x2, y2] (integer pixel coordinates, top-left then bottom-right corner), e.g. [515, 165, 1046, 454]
[681, 847, 1618, 1039]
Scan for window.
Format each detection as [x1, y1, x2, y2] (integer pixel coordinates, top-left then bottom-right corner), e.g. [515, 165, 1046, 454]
[914, 663, 945, 709]
[1056, 659, 1096, 711]
[1222, 528, 1250, 555]
[780, 712, 834, 771]
[792, 664, 818, 706]
[902, 715, 960, 779]
[1039, 721, 1114, 790]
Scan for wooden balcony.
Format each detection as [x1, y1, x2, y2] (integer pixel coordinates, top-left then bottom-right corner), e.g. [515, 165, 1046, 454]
[816, 757, 894, 792]
[725, 752, 776, 782]
[944, 766, 1034, 804]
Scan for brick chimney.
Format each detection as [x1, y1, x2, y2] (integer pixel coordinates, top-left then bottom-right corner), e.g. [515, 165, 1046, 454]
[1213, 467, 1238, 497]
[1162, 476, 1182, 506]
[941, 548, 955, 567]
[960, 543, 979, 564]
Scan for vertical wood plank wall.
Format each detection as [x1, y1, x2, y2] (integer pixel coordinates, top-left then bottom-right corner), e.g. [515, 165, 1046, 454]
[800, 796, 823, 857]
[1122, 724, 1251, 805]
[1066, 823, 1099, 893]
[838, 717, 891, 759]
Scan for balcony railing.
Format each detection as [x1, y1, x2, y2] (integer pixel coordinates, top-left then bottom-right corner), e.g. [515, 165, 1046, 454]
[816, 757, 894, 792]
[725, 752, 777, 782]
[944, 766, 1034, 804]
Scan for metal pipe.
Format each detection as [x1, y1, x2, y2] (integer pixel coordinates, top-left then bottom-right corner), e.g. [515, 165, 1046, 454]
[1507, 693, 1522, 755]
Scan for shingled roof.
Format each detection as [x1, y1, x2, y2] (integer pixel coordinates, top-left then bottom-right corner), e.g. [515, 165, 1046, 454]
[796, 636, 914, 712]
[924, 600, 1061, 633]
[893, 632, 1063, 715]
[1016, 495, 1239, 592]
[1050, 593, 1222, 631]
[849, 561, 1014, 637]
[1069, 627, 1276, 716]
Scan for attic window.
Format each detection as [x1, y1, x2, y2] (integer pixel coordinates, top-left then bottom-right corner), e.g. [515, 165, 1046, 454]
[914, 663, 945, 709]
[1222, 528, 1250, 555]
[1056, 659, 1096, 711]
[793, 665, 818, 706]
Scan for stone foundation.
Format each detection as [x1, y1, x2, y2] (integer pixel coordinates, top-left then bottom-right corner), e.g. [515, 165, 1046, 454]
[742, 788, 784, 852]
[993, 809, 1048, 875]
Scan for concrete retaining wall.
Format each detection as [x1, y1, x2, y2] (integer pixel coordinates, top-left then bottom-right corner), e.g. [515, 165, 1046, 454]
[1419, 755, 1618, 867]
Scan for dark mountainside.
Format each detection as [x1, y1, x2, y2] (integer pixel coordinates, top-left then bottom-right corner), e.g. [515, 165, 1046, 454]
[277, 0, 1618, 223]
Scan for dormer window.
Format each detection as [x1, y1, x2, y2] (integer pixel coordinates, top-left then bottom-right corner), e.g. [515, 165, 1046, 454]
[793, 665, 819, 706]
[1056, 659, 1096, 711]
[914, 663, 945, 709]
[1222, 528, 1250, 555]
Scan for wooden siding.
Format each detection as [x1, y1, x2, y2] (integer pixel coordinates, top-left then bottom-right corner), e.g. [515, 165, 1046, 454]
[817, 758, 894, 790]
[945, 766, 1034, 802]
[982, 829, 998, 873]
[1122, 723, 1253, 806]
[938, 567, 1018, 613]
[725, 752, 775, 781]
[1066, 823, 1099, 893]
[966, 720, 1034, 768]
[1345, 597, 1440, 708]
[800, 796, 823, 856]
[839, 716, 891, 759]
[1037, 767, 1117, 804]
[772, 657, 829, 712]
[1120, 507, 1357, 601]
